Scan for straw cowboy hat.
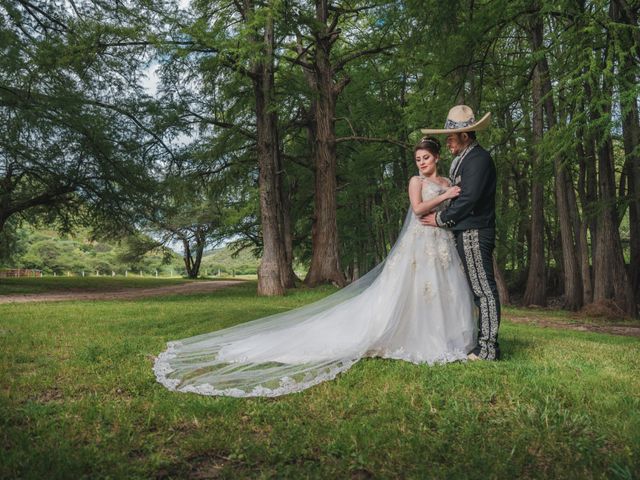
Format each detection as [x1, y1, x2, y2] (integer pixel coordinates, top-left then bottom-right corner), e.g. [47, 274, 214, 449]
[421, 105, 491, 134]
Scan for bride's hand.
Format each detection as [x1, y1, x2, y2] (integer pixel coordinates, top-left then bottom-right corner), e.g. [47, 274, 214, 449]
[443, 186, 461, 199]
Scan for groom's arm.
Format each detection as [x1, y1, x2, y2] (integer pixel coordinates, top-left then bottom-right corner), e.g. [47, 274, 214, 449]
[434, 152, 492, 228]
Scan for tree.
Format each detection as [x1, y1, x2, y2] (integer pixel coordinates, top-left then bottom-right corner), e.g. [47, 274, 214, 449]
[522, 6, 548, 307]
[529, 3, 583, 310]
[135, 174, 230, 279]
[286, 0, 396, 287]
[0, 1, 169, 237]
[582, 2, 636, 316]
[611, 0, 640, 305]
[157, 0, 296, 294]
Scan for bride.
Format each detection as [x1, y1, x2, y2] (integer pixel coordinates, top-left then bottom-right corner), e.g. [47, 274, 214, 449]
[154, 136, 476, 397]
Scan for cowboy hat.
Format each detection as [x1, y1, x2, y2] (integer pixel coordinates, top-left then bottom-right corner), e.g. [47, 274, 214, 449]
[421, 105, 491, 134]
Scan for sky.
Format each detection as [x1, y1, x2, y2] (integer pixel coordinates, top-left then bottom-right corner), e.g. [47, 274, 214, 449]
[140, 62, 160, 96]
[140, 0, 190, 95]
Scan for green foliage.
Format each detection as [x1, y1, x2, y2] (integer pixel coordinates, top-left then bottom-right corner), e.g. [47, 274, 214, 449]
[0, 218, 28, 265]
[200, 246, 259, 275]
[3, 224, 183, 275]
[1, 0, 636, 303]
[0, 0, 176, 238]
[1, 223, 262, 277]
[0, 283, 638, 478]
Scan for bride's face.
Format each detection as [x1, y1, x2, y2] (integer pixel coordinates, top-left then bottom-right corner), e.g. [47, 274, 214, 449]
[415, 149, 438, 176]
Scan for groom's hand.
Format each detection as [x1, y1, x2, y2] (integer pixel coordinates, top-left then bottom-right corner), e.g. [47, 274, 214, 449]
[420, 213, 437, 226]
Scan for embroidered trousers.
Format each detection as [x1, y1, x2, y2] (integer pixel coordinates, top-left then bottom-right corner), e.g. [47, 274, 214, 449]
[455, 228, 501, 360]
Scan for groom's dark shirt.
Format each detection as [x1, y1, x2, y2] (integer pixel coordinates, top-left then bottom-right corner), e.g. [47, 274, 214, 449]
[436, 145, 496, 231]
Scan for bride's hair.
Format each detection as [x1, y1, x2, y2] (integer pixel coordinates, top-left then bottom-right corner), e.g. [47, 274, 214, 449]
[414, 136, 441, 156]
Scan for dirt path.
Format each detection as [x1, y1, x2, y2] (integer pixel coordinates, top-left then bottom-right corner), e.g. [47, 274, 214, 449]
[0, 280, 246, 304]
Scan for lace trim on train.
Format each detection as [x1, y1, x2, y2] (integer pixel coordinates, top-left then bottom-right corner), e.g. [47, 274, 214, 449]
[369, 347, 468, 365]
[153, 341, 358, 398]
[153, 341, 468, 398]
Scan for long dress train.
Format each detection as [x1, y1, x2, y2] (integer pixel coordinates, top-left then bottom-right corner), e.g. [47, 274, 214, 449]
[154, 179, 476, 397]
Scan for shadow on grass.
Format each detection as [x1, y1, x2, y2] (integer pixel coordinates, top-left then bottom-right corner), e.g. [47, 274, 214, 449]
[498, 336, 536, 361]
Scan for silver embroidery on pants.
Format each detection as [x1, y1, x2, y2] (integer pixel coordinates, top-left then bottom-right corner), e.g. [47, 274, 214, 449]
[462, 230, 499, 359]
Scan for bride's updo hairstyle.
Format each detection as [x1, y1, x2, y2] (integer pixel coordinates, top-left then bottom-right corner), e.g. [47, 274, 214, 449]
[414, 136, 441, 157]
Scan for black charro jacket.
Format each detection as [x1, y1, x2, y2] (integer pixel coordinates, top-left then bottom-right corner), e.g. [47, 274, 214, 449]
[435, 144, 496, 231]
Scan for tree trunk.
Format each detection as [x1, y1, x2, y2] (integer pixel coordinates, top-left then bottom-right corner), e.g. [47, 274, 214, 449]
[493, 255, 510, 306]
[192, 230, 205, 279]
[577, 88, 600, 297]
[584, 99, 599, 261]
[593, 137, 636, 316]
[590, 4, 636, 317]
[523, 25, 547, 307]
[570, 150, 593, 305]
[272, 110, 297, 289]
[304, 0, 346, 287]
[613, 0, 640, 305]
[182, 238, 194, 278]
[280, 183, 300, 287]
[0, 171, 10, 234]
[623, 106, 640, 305]
[575, 119, 594, 304]
[514, 108, 533, 281]
[181, 232, 204, 279]
[253, 10, 287, 296]
[528, 7, 582, 309]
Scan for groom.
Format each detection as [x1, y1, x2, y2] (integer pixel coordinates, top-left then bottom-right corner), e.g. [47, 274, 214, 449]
[420, 105, 501, 361]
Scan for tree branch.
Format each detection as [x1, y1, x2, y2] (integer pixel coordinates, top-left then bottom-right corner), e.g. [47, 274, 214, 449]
[16, 0, 70, 33]
[0, 84, 178, 163]
[333, 76, 351, 96]
[327, 5, 380, 16]
[7, 184, 77, 217]
[183, 109, 256, 140]
[334, 44, 397, 73]
[335, 136, 409, 149]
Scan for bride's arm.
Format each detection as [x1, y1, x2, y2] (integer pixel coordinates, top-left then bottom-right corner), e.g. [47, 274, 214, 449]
[408, 177, 461, 217]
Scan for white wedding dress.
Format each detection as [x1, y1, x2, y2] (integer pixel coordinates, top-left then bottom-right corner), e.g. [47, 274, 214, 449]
[154, 179, 476, 397]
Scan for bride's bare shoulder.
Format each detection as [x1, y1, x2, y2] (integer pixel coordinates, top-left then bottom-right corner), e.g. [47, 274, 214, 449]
[408, 175, 422, 187]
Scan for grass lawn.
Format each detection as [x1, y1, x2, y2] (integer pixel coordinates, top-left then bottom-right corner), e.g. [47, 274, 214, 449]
[0, 281, 638, 479]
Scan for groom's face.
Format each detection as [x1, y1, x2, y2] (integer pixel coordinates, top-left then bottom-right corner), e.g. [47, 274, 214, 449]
[446, 133, 468, 156]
